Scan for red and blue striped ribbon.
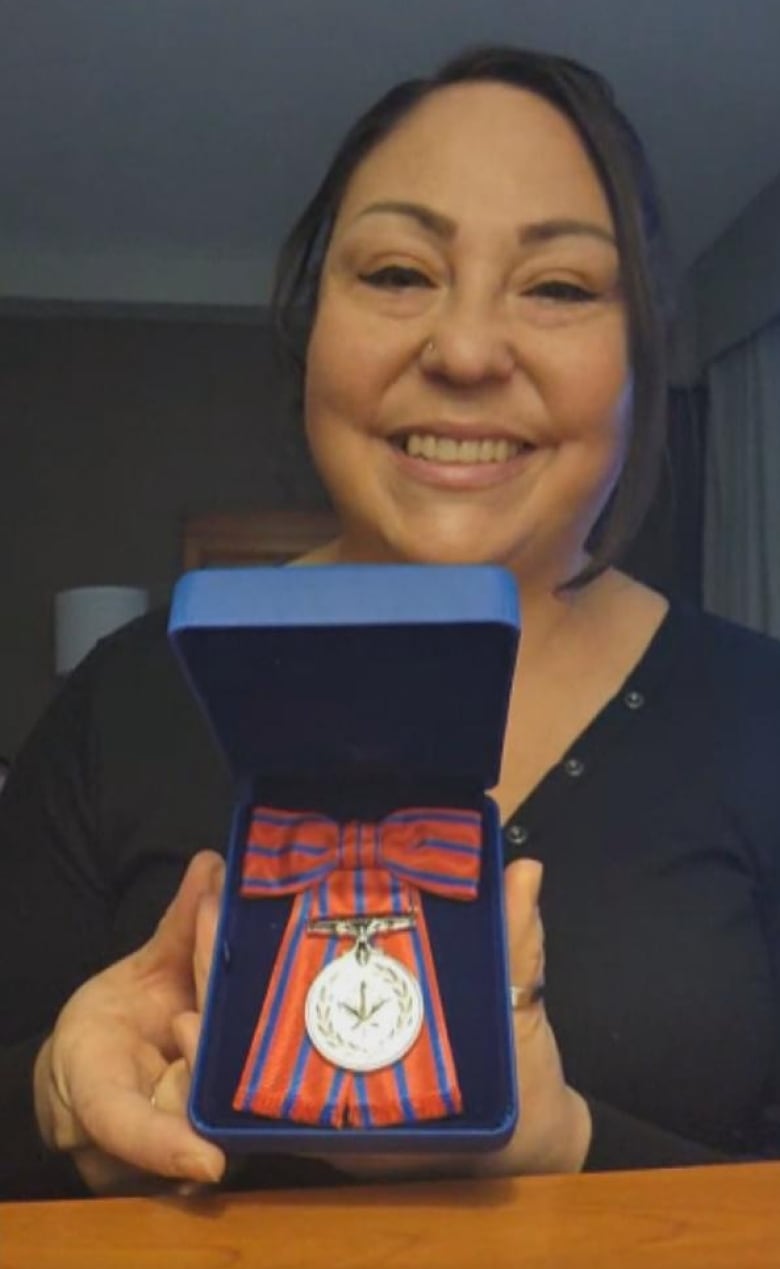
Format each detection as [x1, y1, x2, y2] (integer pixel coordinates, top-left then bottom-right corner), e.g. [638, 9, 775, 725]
[232, 806, 482, 1126]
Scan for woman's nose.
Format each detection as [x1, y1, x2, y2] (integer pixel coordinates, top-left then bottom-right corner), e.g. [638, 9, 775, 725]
[420, 298, 517, 385]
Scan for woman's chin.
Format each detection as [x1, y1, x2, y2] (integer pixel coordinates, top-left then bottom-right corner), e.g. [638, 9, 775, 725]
[402, 542, 505, 567]
[342, 527, 516, 569]
[331, 504, 543, 571]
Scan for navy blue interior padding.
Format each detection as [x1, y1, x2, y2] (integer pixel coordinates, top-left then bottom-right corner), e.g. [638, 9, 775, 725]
[169, 563, 521, 1152]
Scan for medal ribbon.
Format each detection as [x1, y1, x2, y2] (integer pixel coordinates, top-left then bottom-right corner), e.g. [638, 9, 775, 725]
[233, 805, 481, 1127]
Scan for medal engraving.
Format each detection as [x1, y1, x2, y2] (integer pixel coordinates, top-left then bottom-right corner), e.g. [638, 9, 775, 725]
[304, 918, 424, 1072]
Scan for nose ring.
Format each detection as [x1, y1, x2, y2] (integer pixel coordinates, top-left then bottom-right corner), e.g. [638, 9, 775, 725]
[424, 339, 436, 354]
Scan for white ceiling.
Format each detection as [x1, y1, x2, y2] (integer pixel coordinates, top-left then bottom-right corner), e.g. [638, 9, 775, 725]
[2, 0, 780, 310]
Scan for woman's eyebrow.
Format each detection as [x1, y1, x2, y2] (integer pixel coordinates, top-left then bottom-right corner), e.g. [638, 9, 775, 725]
[519, 218, 617, 248]
[353, 202, 617, 249]
[354, 201, 456, 239]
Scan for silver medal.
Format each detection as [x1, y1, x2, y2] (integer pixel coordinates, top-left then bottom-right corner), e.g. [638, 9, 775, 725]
[304, 916, 424, 1073]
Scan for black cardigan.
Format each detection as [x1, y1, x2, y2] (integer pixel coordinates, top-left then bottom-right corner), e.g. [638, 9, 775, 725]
[2, 599, 780, 1197]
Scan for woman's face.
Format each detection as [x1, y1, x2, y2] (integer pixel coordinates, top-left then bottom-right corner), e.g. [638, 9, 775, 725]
[305, 81, 630, 586]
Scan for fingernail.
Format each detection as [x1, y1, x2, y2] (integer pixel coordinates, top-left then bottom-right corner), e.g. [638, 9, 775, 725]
[208, 859, 226, 892]
[174, 1180, 210, 1198]
[173, 1152, 223, 1183]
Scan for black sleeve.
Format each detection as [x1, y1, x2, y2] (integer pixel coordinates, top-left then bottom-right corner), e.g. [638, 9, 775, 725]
[583, 1099, 734, 1171]
[0, 650, 111, 1199]
[0, 612, 233, 1200]
[0, 1035, 89, 1200]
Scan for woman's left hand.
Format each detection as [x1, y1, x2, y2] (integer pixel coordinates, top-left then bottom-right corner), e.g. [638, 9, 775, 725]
[491, 857, 591, 1175]
[328, 857, 591, 1181]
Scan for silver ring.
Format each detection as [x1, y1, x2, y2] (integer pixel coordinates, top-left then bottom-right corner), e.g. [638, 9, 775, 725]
[425, 339, 436, 354]
[150, 1085, 159, 1109]
[510, 980, 545, 1009]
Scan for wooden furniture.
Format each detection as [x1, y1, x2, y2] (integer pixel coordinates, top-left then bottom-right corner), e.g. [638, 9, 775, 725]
[181, 509, 339, 569]
[3, 1163, 779, 1268]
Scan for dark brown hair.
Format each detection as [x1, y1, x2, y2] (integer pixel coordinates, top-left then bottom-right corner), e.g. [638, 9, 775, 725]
[272, 46, 673, 583]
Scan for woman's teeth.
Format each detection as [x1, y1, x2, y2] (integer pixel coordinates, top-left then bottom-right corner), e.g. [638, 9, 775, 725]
[401, 434, 523, 463]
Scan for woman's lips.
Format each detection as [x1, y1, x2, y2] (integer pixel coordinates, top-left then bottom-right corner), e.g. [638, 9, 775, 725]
[387, 429, 537, 489]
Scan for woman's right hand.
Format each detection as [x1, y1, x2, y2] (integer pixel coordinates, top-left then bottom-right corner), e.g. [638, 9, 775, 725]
[33, 851, 227, 1195]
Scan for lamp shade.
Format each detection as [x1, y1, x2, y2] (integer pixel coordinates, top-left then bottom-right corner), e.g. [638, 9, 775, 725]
[54, 585, 150, 675]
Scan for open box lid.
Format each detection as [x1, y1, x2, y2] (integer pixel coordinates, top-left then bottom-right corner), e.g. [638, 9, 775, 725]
[169, 564, 519, 792]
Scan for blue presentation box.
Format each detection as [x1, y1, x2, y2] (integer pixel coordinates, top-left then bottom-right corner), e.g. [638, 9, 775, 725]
[169, 563, 520, 1153]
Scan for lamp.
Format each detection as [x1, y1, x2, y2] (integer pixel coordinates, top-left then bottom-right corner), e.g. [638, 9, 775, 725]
[54, 585, 150, 676]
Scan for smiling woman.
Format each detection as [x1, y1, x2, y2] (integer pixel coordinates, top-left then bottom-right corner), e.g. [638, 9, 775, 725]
[274, 47, 670, 588]
[2, 44, 780, 1202]
[303, 82, 630, 582]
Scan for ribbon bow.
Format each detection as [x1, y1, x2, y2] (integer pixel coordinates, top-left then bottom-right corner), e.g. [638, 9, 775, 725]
[233, 805, 482, 1127]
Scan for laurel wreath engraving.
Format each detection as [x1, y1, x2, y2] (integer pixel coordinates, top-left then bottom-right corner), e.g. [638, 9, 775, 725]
[308, 953, 421, 1069]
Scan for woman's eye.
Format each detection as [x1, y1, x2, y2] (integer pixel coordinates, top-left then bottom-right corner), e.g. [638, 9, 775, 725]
[526, 280, 598, 303]
[359, 265, 433, 290]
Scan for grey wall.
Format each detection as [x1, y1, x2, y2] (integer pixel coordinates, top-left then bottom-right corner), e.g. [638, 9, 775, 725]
[692, 168, 780, 366]
[1, 315, 328, 753]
